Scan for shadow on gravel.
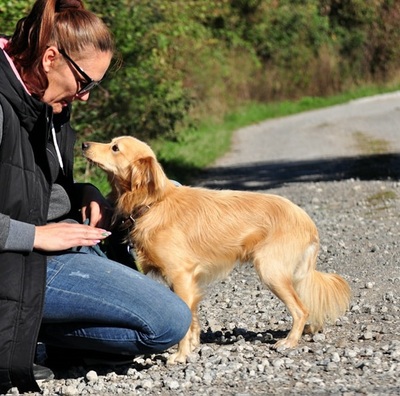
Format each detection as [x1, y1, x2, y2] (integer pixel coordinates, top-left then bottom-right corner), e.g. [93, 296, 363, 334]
[49, 357, 167, 379]
[196, 153, 400, 190]
[201, 327, 288, 346]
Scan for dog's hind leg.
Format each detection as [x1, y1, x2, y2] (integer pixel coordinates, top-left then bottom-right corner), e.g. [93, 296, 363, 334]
[267, 279, 309, 349]
[254, 244, 312, 349]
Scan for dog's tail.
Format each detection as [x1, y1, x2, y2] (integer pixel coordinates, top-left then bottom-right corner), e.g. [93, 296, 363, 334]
[296, 269, 351, 333]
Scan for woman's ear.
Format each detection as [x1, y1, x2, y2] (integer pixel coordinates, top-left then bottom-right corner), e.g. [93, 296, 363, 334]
[42, 46, 59, 73]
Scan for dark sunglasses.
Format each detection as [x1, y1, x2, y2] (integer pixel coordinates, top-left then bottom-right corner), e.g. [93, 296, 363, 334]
[58, 48, 102, 94]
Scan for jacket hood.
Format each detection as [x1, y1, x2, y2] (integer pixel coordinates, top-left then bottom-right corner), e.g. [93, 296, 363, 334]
[0, 43, 47, 131]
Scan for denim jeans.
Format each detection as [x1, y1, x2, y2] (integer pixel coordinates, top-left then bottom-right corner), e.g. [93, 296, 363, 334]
[39, 247, 191, 356]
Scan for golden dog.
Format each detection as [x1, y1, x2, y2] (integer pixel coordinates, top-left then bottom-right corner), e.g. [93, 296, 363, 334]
[82, 136, 351, 363]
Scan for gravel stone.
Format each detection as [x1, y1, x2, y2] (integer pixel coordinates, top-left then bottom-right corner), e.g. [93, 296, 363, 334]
[85, 370, 98, 383]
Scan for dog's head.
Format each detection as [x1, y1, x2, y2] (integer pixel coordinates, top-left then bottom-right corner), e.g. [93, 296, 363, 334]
[82, 136, 168, 207]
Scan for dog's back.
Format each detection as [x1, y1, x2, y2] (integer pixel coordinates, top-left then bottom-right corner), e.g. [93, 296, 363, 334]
[135, 186, 317, 268]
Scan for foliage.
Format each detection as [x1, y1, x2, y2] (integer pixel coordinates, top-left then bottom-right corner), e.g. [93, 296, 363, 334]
[0, 1, 31, 35]
[1, 0, 400, 185]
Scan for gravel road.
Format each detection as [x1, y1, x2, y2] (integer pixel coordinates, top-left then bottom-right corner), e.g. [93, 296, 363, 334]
[10, 93, 400, 395]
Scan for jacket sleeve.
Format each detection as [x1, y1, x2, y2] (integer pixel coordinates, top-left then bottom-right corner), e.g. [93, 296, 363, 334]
[0, 214, 35, 252]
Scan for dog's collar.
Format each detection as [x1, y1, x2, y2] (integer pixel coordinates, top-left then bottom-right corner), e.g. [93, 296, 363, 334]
[120, 205, 151, 230]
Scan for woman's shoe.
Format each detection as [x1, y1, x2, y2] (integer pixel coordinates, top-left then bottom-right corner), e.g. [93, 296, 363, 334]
[33, 363, 55, 381]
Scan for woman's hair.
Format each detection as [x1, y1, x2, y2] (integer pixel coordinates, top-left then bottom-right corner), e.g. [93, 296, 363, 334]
[5, 0, 115, 98]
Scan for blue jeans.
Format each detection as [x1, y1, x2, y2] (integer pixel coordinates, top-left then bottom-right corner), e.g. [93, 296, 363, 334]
[39, 247, 191, 356]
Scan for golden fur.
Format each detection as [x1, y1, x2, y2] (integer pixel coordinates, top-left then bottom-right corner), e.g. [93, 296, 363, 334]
[82, 136, 351, 363]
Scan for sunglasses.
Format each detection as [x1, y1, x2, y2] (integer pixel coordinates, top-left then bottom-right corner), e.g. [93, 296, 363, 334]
[58, 48, 102, 94]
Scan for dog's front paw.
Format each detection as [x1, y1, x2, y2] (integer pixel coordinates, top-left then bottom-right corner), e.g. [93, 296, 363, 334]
[273, 338, 299, 350]
[167, 351, 188, 364]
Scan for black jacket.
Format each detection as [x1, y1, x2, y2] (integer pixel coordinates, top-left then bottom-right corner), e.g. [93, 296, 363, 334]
[0, 46, 77, 393]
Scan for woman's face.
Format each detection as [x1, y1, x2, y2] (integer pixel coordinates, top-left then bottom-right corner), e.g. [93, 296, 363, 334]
[42, 46, 112, 114]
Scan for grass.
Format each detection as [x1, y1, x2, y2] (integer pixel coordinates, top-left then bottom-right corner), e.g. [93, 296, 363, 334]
[367, 190, 397, 204]
[352, 131, 390, 155]
[152, 83, 400, 184]
[366, 190, 397, 212]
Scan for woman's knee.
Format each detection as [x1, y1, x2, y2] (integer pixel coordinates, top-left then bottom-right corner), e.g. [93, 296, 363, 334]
[166, 300, 192, 345]
[141, 297, 191, 352]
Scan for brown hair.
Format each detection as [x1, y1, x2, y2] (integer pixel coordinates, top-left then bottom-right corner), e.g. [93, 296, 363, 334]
[5, 0, 115, 98]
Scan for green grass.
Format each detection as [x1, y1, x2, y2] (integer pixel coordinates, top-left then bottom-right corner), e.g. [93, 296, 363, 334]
[367, 190, 397, 205]
[366, 190, 397, 212]
[352, 131, 390, 155]
[153, 83, 400, 184]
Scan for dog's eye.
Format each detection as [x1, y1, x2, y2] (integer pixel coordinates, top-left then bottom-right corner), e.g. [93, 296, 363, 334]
[112, 144, 119, 152]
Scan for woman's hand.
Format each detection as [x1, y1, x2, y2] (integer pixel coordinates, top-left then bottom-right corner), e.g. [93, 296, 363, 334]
[80, 184, 113, 228]
[34, 222, 111, 251]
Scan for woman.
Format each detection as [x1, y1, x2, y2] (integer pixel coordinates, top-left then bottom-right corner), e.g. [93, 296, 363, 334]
[0, 0, 191, 393]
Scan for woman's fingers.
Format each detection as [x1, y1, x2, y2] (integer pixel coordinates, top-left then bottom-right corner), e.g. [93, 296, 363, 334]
[34, 222, 111, 251]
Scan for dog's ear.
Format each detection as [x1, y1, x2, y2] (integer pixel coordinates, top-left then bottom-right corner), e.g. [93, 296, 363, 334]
[131, 156, 167, 196]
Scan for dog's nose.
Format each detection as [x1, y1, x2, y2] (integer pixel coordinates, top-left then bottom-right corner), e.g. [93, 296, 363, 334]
[82, 142, 90, 151]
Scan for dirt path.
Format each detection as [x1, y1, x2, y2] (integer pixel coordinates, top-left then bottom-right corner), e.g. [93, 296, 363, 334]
[198, 91, 400, 190]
